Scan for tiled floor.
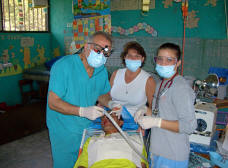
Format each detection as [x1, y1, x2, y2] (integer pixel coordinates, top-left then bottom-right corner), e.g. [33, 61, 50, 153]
[0, 129, 52, 168]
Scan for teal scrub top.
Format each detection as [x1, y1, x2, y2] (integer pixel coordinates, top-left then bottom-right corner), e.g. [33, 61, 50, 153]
[46, 54, 111, 168]
[46, 54, 111, 134]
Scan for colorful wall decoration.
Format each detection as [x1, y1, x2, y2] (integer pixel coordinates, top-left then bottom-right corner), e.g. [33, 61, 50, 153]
[111, 0, 226, 39]
[110, 0, 155, 11]
[111, 22, 158, 37]
[204, 0, 217, 7]
[53, 47, 61, 57]
[0, 34, 51, 77]
[162, 0, 174, 8]
[0, 48, 23, 77]
[72, 14, 111, 51]
[0, 33, 51, 105]
[186, 10, 200, 28]
[73, 0, 110, 18]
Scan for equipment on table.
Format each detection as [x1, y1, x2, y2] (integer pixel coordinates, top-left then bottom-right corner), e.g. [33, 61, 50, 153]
[194, 74, 219, 102]
[189, 102, 217, 146]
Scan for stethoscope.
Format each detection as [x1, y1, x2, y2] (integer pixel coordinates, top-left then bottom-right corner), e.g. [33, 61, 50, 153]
[153, 73, 178, 116]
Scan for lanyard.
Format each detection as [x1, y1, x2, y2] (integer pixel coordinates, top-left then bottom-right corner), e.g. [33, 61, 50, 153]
[153, 73, 178, 116]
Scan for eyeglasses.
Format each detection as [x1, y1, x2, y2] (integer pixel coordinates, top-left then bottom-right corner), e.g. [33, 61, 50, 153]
[88, 42, 113, 57]
[154, 56, 177, 65]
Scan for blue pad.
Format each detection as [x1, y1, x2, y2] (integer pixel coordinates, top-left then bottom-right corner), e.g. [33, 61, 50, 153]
[122, 106, 139, 130]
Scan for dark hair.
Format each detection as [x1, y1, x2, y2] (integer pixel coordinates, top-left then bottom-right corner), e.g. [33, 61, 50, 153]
[156, 43, 181, 60]
[91, 31, 112, 45]
[120, 41, 146, 66]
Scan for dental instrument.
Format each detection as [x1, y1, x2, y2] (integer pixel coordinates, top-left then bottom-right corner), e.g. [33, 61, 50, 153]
[103, 110, 148, 162]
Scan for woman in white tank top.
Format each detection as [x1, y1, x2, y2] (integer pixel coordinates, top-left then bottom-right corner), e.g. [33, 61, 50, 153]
[110, 41, 156, 117]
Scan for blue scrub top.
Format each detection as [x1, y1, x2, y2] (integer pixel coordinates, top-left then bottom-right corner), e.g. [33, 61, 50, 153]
[46, 54, 111, 134]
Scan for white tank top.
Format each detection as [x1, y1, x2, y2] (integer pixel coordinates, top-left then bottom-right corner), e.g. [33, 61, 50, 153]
[110, 68, 150, 116]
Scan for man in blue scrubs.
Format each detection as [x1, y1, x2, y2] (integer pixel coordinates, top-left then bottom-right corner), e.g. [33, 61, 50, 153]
[47, 31, 115, 168]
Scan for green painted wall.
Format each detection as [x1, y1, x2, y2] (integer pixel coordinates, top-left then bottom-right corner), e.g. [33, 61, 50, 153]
[111, 0, 227, 39]
[0, 0, 74, 106]
[110, 0, 228, 80]
[1, 0, 227, 106]
[0, 33, 51, 105]
[50, 0, 74, 56]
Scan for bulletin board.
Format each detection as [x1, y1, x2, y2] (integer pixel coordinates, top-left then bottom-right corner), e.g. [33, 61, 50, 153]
[72, 14, 111, 51]
[73, 0, 110, 19]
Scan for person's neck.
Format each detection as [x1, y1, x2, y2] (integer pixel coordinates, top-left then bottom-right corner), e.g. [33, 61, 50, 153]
[105, 130, 119, 135]
[126, 68, 141, 76]
[125, 68, 141, 83]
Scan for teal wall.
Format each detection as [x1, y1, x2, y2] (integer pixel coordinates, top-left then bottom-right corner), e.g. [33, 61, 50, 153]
[0, 74, 23, 106]
[111, 0, 227, 39]
[0, 0, 227, 105]
[0, 33, 51, 105]
[110, 0, 228, 80]
[0, 0, 74, 106]
[50, 0, 74, 56]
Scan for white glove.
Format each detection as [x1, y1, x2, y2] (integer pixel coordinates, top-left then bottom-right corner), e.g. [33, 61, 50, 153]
[79, 106, 104, 120]
[137, 116, 162, 129]
[134, 105, 148, 123]
[108, 100, 122, 118]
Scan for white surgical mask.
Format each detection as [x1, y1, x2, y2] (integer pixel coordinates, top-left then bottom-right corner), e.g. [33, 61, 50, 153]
[87, 50, 107, 68]
[125, 59, 141, 72]
[155, 64, 176, 78]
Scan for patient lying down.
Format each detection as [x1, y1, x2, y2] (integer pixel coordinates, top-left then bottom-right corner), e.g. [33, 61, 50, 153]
[74, 113, 148, 168]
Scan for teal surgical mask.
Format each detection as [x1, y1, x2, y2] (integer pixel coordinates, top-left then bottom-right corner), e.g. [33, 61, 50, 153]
[155, 64, 176, 78]
[125, 59, 141, 72]
[87, 50, 107, 68]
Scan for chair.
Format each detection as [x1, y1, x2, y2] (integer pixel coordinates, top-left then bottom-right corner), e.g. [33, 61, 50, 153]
[18, 79, 39, 104]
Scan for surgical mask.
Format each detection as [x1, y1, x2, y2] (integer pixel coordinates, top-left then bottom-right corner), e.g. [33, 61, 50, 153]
[87, 50, 107, 68]
[155, 64, 176, 78]
[125, 59, 141, 72]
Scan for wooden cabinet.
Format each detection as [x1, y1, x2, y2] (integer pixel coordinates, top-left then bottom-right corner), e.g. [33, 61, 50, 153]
[0, 101, 47, 145]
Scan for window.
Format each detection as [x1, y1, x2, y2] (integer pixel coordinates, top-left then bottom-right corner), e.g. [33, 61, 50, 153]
[0, 0, 49, 32]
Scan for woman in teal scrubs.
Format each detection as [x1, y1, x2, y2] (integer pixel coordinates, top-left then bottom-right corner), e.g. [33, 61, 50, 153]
[46, 31, 114, 168]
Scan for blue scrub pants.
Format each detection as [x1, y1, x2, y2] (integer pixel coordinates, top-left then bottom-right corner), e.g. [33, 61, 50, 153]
[151, 155, 188, 168]
[49, 131, 82, 168]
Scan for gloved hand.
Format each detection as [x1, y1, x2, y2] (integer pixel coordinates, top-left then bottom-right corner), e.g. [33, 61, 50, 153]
[137, 116, 162, 129]
[134, 105, 148, 123]
[79, 106, 104, 120]
[108, 100, 122, 118]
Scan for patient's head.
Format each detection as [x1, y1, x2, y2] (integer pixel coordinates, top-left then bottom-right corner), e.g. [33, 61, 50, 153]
[101, 113, 123, 134]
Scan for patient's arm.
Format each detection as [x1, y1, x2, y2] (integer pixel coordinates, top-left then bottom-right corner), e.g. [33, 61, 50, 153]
[141, 162, 147, 168]
[136, 162, 146, 168]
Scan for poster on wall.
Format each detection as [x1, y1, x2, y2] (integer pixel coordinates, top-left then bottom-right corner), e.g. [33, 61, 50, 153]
[73, 0, 110, 19]
[72, 14, 111, 52]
